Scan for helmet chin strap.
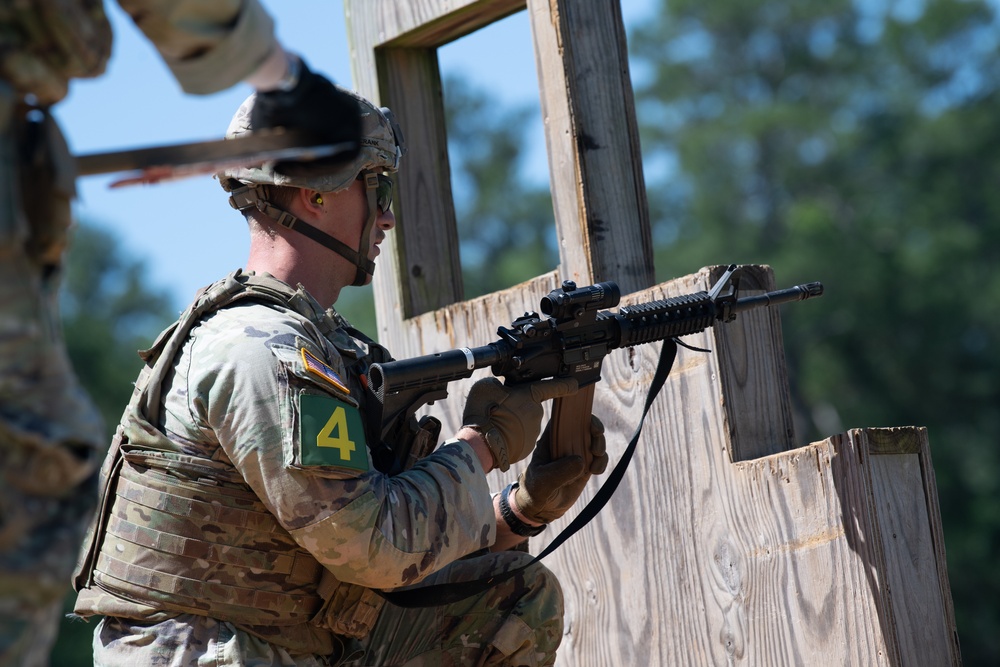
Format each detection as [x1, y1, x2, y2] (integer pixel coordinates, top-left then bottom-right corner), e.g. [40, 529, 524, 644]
[352, 172, 381, 287]
[225, 179, 377, 286]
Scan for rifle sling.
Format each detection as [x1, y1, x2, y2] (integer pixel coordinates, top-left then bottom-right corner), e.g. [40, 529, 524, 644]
[376, 339, 679, 608]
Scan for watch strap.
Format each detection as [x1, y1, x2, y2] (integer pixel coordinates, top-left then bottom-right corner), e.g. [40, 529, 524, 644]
[499, 483, 546, 537]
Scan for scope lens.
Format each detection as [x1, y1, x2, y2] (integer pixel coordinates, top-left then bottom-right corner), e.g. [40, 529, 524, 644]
[540, 282, 620, 317]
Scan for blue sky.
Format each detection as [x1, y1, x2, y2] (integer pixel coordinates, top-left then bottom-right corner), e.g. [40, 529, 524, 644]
[55, 1, 654, 311]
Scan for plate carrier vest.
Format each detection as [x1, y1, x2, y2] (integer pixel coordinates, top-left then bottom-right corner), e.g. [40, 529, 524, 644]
[73, 271, 390, 655]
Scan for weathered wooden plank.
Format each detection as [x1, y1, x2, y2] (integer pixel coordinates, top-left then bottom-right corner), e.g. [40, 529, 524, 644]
[343, 4, 959, 666]
[730, 439, 892, 666]
[541, 415, 955, 665]
[377, 47, 464, 318]
[864, 429, 959, 666]
[614, 265, 796, 460]
[915, 429, 963, 661]
[346, 12, 467, 325]
[864, 426, 924, 455]
[345, 0, 527, 105]
[346, 0, 524, 48]
[519, 270, 958, 666]
[527, 0, 654, 291]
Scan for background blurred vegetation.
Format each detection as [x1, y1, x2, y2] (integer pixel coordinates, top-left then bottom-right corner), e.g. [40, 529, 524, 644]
[53, 0, 998, 663]
[627, 3, 1000, 664]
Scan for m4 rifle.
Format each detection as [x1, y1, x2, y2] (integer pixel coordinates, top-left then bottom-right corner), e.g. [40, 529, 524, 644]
[366, 265, 823, 474]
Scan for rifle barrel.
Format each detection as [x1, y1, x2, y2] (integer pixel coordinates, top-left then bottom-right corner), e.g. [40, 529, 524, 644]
[731, 282, 824, 314]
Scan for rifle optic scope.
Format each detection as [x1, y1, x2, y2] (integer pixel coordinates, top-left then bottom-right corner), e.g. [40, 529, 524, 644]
[540, 280, 621, 320]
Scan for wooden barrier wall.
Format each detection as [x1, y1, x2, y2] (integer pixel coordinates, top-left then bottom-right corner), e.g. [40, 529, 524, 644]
[344, 1, 960, 664]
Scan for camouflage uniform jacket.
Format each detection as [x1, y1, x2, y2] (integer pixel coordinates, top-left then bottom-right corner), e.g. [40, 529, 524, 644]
[73, 270, 496, 657]
[1, 0, 280, 105]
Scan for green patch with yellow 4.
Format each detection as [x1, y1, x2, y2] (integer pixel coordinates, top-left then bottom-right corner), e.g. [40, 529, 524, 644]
[299, 393, 369, 472]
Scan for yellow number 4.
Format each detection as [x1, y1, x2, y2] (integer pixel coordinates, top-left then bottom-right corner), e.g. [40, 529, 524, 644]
[317, 406, 356, 461]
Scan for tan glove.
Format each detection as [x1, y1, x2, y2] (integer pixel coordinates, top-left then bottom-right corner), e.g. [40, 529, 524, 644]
[513, 415, 608, 524]
[462, 377, 579, 471]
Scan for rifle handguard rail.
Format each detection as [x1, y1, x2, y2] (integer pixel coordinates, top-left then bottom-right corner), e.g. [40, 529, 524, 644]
[365, 265, 824, 475]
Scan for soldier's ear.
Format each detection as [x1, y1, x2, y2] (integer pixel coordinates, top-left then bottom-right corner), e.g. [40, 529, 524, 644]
[299, 188, 324, 214]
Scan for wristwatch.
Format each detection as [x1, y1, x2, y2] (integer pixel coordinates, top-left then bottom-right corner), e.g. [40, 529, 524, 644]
[499, 483, 546, 537]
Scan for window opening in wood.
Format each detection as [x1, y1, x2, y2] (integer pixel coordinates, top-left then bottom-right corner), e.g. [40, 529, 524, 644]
[438, 11, 557, 299]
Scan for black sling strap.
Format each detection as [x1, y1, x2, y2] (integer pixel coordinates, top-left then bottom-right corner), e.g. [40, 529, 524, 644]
[378, 339, 679, 607]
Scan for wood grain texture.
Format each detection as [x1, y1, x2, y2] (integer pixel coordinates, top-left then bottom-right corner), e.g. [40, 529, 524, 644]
[707, 265, 798, 461]
[344, 3, 959, 664]
[528, 270, 960, 666]
[346, 0, 524, 48]
[377, 47, 464, 317]
[527, 0, 655, 293]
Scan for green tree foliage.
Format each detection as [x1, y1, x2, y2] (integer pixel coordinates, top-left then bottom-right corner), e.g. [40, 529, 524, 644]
[50, 222, 177, 665]
[336, 282, 378, 337]
[630, 0, 1000, 662]
[60, 223, 177, 436]
[442, 75, 558, 298]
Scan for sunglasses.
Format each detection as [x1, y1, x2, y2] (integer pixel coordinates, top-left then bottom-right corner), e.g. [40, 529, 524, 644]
[359, 172, 394, 213]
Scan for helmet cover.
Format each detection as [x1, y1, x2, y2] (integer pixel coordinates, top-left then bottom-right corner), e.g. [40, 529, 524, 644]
[218, 88, 404, 193]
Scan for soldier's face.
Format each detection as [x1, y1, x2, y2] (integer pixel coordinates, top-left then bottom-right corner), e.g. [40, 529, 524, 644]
[324, 178, 395, 283]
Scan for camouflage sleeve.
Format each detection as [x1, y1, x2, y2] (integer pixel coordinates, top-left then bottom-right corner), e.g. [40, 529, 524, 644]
[115, 0, 279, 94]
[176, 305, 497, 590]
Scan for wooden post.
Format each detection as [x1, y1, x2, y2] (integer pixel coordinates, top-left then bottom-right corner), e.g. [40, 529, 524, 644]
[344, 2, 960, 664]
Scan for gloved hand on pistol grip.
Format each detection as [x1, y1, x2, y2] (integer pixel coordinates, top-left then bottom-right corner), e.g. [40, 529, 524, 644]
[462, 377, 579, 472]
[514, 415, 608, 524]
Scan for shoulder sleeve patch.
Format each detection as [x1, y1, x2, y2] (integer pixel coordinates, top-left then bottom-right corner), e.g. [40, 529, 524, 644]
[301, 347, 351, 395]
[299, 393, 369, 472]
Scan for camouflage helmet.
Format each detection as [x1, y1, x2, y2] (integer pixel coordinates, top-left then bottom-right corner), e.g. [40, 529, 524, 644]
[219, 88, 404, 288]
[218, 88, 405, 192]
